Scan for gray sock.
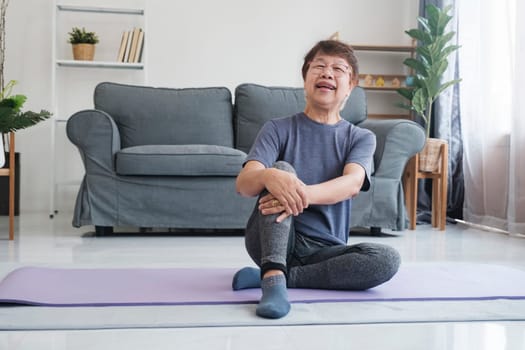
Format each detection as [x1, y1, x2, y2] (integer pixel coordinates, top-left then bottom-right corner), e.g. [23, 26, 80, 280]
[232, 267, 261, 290]
[256, 274, 290, 319]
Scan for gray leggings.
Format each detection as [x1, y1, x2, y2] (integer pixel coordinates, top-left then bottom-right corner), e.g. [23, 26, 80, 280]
[244, 161, 401, 290]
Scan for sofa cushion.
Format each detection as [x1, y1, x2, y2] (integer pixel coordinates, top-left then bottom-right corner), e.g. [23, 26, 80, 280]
[115, 145, 247, 176]
[234, 83, 368, 153]
[94, 82, 235, 149]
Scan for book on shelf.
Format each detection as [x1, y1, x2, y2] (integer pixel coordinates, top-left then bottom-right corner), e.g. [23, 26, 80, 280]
[128, 27, 142, 63]
[116, 31, 129, 62]
[116, 27, 144, 63]
[133, 31, 144, 63]
[122, 30, 133, 63]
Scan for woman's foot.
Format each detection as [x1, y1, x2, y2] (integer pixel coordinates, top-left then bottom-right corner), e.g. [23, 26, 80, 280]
[232, 267, 261, 290]
[256, 273, 290, 319]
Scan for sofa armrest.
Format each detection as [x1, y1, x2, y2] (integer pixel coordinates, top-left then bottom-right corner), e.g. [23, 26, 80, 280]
[359, 119, 425, 179]
[66, 109, 121, 175]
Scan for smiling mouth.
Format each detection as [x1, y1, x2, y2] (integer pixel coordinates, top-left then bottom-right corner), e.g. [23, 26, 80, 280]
[315, 83, 336, 90]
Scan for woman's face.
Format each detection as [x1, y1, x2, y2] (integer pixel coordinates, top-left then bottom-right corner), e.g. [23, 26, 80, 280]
[304, 53, 354, 112]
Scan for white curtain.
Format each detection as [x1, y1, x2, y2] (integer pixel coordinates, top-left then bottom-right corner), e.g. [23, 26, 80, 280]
[459, 0, 525, 234]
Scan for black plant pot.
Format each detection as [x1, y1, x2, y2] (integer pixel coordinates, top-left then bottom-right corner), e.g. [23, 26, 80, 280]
[0, 152, 20, 216]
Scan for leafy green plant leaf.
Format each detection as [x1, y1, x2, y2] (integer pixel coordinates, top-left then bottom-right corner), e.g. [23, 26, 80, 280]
[436, 5, 454, 35]
[403, 58, 428, 76]
[0, 80, 52, 133]
[434, 60, 449, 78]
[426, 4, 441, 35]
[412, 88, 428, 120]
[395, 102, 416, 112]
[436, 79, 462, 97]
[398, 4, 461, 137]
[396, 87, 414, 100]
[405, 29, 432, 44]
[415, 46, 432, 64]
[0, 107, 51, 133]
[416, 17, 431, 35]
[438, 44, 461, 61]
[68, 27, 99, 44]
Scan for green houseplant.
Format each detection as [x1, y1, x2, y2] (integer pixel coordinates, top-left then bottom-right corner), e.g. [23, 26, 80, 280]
[397, 4, 461, 137]
[397, 4, 461, 172]
[68, 27, 99, 61]
[0, 0, 51, 167]
[0, 80, 51, 134]
[0, 80, 51, 167]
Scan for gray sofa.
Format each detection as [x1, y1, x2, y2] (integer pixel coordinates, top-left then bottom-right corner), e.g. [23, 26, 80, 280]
[66, 82, 425, 235]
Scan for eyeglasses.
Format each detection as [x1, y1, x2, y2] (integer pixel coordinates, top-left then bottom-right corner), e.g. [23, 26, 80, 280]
[309, 61, 351, 78]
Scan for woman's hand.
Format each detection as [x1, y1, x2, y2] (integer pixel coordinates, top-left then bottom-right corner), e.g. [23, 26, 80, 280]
[259, 168, 308, 222]
[258, 193, 290, 223]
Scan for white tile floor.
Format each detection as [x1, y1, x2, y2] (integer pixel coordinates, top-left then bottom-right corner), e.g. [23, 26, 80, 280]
[1, 212, 525, 350]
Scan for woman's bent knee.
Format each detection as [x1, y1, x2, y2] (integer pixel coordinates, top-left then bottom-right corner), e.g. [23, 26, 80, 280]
[273, 161, 296, 174]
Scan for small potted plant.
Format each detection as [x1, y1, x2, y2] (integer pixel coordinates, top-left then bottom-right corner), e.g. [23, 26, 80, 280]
[68, 27, 99, 61]
[397, 4, 461, 172]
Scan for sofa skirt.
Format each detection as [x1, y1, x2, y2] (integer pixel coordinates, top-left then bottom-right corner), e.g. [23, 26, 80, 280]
[72, 174, 256, 230]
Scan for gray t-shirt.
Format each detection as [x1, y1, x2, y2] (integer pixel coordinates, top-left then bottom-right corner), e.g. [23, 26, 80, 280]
[245, 112, 376, 245]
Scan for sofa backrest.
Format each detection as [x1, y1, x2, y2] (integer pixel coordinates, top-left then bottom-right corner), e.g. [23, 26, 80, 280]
[234, 83, 367, 153]
[94, 82, 234, 149]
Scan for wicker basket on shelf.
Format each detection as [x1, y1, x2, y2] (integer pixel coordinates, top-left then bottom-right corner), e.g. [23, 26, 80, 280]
[419, 138, 447, 172]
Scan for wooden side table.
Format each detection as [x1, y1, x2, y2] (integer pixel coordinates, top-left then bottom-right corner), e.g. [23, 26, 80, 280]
[0, 132, 15, 240]
[404, 142, 448, 231]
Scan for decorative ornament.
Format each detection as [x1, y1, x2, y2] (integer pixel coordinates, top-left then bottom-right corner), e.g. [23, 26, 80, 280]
[391, 78, 401, 88]
[364, 74, 373, 87]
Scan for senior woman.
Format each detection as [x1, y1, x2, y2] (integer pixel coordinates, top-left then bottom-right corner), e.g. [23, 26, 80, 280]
[233, 40, 401, 319]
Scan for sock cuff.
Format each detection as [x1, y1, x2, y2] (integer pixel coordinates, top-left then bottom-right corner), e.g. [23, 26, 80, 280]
[262, 273, 286, 288]
[261, 262, 287, 278]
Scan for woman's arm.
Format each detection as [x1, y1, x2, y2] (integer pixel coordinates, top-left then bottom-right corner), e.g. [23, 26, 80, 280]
[306, 163, 366, 205]
[256, 162, 366, 222]
[236, 160, 308, 217]
[235, 160, 268, 197]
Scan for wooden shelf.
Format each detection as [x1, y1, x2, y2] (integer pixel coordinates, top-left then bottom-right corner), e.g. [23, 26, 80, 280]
[352, 43, 416, 116]
[368, 113, 412, 120]
[359, 74, 408, 80]
[404, 143, 449, 231]
[352, 45, 415, 52]
[57, 5, 144, 15]
[51, 1, 146, 217]
[56, 60, 144, 69]
[360, 86, 403, 91]
[358, 74, 414, 91]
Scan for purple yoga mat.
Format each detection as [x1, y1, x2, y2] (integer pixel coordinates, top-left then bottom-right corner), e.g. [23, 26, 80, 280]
[0, 263, 524, 307]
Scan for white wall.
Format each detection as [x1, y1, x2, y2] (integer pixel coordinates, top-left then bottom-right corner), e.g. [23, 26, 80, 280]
[4, 0, 417, 214]
[146, 0, 418, 90]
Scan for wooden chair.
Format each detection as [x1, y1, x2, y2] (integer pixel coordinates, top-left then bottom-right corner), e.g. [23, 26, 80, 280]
[0, 132, 15, 240]
[404, 142, 448, 231]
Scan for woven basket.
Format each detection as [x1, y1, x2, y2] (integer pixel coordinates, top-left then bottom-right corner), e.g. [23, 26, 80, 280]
[419, 138, 447, 172]
[72, 44, 95, 61]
